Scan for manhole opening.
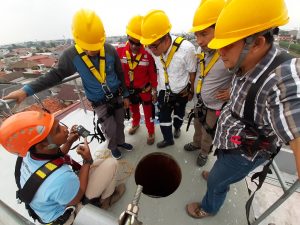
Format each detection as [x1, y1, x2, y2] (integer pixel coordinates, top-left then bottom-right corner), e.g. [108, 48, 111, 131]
[135, 152, 182, 198]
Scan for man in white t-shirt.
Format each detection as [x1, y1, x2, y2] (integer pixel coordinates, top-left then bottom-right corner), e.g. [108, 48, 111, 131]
[140, 10, 197, 148]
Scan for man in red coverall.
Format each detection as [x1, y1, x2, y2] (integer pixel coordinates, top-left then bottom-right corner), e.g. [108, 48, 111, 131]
[117, 15, 158, 145]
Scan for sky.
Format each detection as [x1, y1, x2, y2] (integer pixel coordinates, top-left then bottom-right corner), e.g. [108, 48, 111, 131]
[0, 0, 299, 45]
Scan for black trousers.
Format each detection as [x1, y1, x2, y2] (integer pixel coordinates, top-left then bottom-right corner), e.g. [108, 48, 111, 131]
[158, 90, 188, 141]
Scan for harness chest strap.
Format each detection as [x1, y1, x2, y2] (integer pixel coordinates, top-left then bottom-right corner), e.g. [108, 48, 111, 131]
[125, 50, 143, 85]
[196, 51, 219, 95]
[17, 157, 68, 204]
[160, 37, 185, 91]
[75, 44, 106, 84]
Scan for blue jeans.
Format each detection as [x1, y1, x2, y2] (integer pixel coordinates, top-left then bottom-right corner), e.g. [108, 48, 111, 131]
[201, 150, 267, 214]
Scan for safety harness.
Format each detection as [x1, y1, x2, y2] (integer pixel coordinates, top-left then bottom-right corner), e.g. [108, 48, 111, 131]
[228, 51, 293, 224]
[186, 50, 221, 138]
[15, 155, 81, 224]
[160, 37, 185, 103]
[126, 50, 152, 105]
[75, 44, 123, 140]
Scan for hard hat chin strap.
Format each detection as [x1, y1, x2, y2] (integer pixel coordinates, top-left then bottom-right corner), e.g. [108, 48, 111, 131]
[228, 35, 256, 75]
[46, 136, 58, 150]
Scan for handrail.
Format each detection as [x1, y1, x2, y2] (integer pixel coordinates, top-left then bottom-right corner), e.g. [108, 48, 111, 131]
[251, 178, 300, 225]
[0, 73, 81, 110]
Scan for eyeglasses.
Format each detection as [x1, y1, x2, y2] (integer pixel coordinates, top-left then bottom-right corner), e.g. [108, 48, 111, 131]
[147, 38, 164, 50]
[128, 39, 141, 46]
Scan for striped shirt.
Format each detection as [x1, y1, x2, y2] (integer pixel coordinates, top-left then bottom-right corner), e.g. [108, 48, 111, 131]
[213, 45, 300, 149]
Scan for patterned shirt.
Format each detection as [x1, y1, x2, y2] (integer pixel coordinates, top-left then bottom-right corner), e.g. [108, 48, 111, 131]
[213, 45, 300, 149]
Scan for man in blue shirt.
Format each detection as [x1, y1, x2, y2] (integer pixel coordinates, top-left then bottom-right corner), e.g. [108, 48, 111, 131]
[3, 9, 132, 159]
[0, 110, 125, 224]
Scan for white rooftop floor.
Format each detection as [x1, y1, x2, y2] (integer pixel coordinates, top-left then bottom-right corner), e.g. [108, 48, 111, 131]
[0, 107, 298, 225]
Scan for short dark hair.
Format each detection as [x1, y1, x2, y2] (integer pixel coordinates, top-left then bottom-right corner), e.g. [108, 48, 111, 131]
[263, 31, 275, 44]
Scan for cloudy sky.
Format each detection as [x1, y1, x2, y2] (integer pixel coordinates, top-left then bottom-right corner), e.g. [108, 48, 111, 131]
[0, 0, 299, 45]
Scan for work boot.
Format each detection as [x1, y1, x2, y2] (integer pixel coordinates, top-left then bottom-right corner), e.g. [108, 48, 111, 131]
[111, 148, 122, 160]
[184, 143, 200, 152]
[147, 133, 155, 145]
[128, 125, 139, 135]
[174, 129, 181, 139]
[197, 153, 208, 167]
[118, 143, 133, 152]
[156, 140, 174, 148]
[100, 183, 126, 209]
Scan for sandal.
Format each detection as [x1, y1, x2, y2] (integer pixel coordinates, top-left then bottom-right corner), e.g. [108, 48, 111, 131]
[186, 202, 211, 219]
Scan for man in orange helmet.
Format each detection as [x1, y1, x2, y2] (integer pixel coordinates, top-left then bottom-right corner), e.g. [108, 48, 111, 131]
[3, 9, 132, 160]
[117, 15, 157, 145]
[186, 0, 300, 219]
[140, 10, 197, 148]
[0, 111, 125, 224]
[184, 0, 232, 167]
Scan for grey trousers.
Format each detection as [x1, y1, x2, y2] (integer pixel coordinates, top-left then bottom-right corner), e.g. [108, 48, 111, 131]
[93, 96, 125, 150]
[193, 107, 218, 156]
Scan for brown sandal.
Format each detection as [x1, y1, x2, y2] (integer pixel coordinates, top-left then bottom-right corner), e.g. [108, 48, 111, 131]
[186, 202, 211, 219]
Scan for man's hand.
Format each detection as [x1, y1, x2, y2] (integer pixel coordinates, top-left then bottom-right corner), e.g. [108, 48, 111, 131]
[68, 125, 80, 143]
[215, 89, 230, 101]
[3, 89, 28, 104]
[289, 137, 300, 179]
[123, 97, 130, 109]
[152, 93, 157, 103]
[76, 138, 92, 161]
[188, 92, 194, 101]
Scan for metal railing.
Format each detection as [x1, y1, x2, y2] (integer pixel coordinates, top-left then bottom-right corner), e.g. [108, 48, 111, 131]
[251, 160, 300, 225]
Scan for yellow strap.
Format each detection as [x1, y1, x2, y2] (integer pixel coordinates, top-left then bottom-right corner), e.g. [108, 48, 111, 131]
[75, 44, 106, 84]
[125, 50, 142, 82]
[196, 51, 219, 94]
[160, 37, 185, 85]
[36, 170, 46, 179]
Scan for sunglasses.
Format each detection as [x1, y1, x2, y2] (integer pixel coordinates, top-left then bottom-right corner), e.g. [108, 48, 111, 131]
[128, 39, 141, 46]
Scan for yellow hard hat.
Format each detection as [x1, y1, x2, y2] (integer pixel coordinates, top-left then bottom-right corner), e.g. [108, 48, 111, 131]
[190, 0, 225, 32]
[140, 10, 172, 45]
[209, 0, 289, 49]
[126, 15, 143, 40]
[72, 9, 106, 51]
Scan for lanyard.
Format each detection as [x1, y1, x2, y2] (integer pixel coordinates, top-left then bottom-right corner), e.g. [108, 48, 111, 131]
[159, 37, 185, 91]
[125, 50, 142, 86]
[75, 44, 106, 84]
[196, 51, 219, 95]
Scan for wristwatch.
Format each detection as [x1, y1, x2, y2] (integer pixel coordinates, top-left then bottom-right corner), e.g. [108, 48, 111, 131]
[83, 158, 94, 165]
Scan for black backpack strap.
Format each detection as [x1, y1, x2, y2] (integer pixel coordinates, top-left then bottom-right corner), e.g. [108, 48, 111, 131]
[244, 51, 293, 124]
[15, 156, 23, 190]
[17, 157, 65, 204]
[244, 51, 293, 225]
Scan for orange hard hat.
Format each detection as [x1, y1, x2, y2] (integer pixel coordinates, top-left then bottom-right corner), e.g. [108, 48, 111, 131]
[0, 111, 54, 157]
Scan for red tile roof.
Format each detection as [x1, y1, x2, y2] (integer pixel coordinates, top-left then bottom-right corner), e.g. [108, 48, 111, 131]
[24, 97, 67, 113]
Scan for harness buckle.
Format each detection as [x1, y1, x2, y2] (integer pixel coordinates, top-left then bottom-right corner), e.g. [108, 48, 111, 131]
[129, 89, 135, 95]
[164, 90, 171, 103]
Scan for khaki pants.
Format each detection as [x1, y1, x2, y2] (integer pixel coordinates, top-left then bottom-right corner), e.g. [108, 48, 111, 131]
[62, 158, 118, 225]
[85, 158, 118, 200]
[193, 107, 218, 156]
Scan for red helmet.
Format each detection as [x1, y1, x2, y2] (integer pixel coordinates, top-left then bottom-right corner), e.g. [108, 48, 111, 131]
[0, 111, 54, 157]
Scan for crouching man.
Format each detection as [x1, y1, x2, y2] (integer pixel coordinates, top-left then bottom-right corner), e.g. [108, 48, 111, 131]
[0, 111, 125, 224]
